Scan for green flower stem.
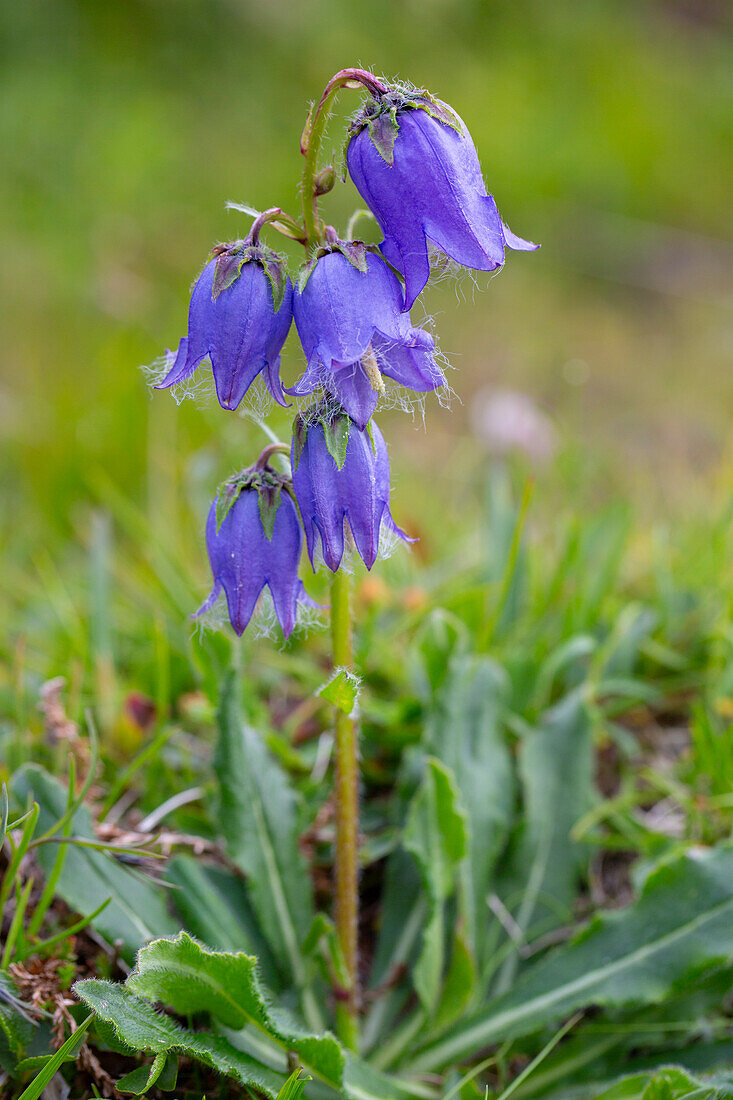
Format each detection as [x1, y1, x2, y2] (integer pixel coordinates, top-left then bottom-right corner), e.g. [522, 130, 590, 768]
[298, 69, 386, 1049]
[330, 567, 360, 1051]
[300, 68, 387, 253]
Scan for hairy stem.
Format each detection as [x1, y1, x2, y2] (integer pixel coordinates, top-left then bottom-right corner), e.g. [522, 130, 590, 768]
[300, 68, 386, 252]
[330, 567, 360, 1050]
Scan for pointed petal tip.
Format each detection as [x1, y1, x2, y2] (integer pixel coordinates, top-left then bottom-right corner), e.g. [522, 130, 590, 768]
[502, 220, 539, 252]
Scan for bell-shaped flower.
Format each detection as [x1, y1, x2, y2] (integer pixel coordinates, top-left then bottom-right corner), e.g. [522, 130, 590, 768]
[157, 242, 293, 410]
[291, 405, 411, 572]
[289, 243, 445, 429]
[346, 87, 537, 309]
[197, 465, 311, 637]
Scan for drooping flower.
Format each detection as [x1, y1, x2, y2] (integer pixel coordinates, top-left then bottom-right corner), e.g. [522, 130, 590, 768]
[157, 242, 293, 410]
[291, 404, 411, 572]
[197, 465, 311, 637]
[288, 242, 445, 429]
[346, 87, 537, 309]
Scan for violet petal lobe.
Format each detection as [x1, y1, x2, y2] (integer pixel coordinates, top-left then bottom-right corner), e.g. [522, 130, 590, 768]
[329, 364, 379, 431]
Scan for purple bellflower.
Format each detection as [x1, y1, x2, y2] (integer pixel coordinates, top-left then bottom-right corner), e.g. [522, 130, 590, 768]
[197, 465, 311, 638]
[288, 243, 445, 430]
[346, 87, 537, 309]
[292, 405, 411, 572]
[157, 241, 293, 410]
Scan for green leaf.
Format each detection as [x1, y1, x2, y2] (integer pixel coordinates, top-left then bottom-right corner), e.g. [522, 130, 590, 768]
[404, 758, 469, 1013]
[496, 688, 594, 992]
[276, 1069, 311, 1100]
[214, 675, 319, 1024]
[16, 1015, 92, 1100]
[126, 932, 344, 1086]
[431, 929, 476, 1033]
[361, 851, 425, 1052]
[12, 766, 177, 962]
[323, 413, 350, 470]
[116, 1050, 170, 1095]
[319, 668, 360, 715]
[589, 1066, 733, 1100]
[74, 980, 287, 1098]
[1, 782, 8, 847]
[408, 845, 733, 1073]
[425, 656, 513, 976]
[167, 856, 279, 984]
[77, 952, 416, 1100]
[410, 609, 469, 700]
[0, 972, 35, 1065]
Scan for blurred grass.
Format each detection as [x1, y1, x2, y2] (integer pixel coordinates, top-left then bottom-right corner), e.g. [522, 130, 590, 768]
[1, 0, 732, 733]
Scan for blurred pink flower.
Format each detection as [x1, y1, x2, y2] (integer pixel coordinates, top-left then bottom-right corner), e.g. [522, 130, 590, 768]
[470, 387, 556, 463]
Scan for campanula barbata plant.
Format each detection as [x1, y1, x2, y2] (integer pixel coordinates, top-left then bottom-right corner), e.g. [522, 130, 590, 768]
[155, 66, 535, 1051]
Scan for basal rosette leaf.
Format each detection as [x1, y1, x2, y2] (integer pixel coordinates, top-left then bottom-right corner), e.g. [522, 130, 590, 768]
[407, 845, 733, 1074]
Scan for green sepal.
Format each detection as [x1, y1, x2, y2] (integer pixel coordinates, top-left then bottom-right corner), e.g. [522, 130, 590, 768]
[261, 251, 288, 313]
[347, 84, 463, 167]
[215, 476, 247, 533]
[211, 243, 288, 311]
[368, 105, 400, 165]
[365, 419, 378, 456]
[212, 249, 250, 299]
[257, 478, 283, 542]
[323, 413, 350, 470]
[411, 91, 463, 135]
[336, 240, 368, 273]
[291, 415, 308, 472]
[297, 257, 318, 295]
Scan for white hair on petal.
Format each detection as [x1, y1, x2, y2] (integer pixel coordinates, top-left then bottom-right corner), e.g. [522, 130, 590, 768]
[141, 350, 217, 406]
[236, 373, 275, 423]
[251, 588, 326, 645]
[191, 585, 324, 644]
[191, 588, 229, 636]
[377, 517, 411, 562]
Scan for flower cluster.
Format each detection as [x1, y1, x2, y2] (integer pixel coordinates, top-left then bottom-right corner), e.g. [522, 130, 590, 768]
[158, 71, 536, 637]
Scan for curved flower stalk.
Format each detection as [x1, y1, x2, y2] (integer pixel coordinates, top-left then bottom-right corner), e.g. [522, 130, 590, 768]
[346, 86, 537, 309]
[291, 406, 411, 572]
[157, 240, 293, 410]
[198, 464, 313, 638]
[289, 244, 445, 429]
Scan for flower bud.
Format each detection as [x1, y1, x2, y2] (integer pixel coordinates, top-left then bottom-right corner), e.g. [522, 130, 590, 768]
[313, 165, 336, 196]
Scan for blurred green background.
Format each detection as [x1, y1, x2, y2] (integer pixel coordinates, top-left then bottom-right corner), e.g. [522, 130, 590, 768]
[1, 0, 732, 701]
